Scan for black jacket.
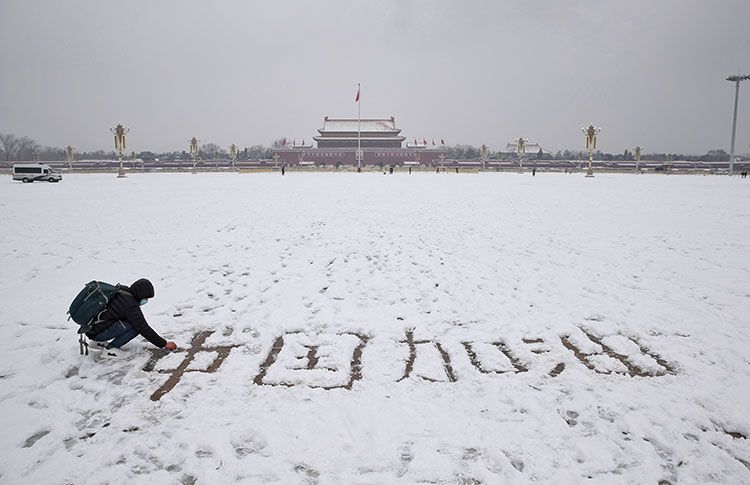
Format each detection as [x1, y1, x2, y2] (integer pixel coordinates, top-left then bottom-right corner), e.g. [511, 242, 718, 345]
[86, 278, 167, 348]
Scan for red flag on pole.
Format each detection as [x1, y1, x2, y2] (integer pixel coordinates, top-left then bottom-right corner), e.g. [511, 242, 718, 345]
[355, 83, 360, 102]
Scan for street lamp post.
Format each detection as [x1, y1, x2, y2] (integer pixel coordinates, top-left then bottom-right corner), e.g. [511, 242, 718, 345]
[480, 144, 489, 171]
[438, 153, 445, 173]
[272, 152, 280, 169]
[111, 124, 129, 178]
[66, 145, 74, 170]
[634, 146, 641, 172]
[189, 137, 200, 174]
[582, 124, 601, 178]
[506, 138, 541, 173]
[726, 75, 750, 176]
[229, 144, 237, 171]
[507, 138, 528, 173]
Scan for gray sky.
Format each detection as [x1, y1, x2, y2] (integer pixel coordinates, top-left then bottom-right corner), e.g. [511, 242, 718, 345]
[1, 0, 748, 154]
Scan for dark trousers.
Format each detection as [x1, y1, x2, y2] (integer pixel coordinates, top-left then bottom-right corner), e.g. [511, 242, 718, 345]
[92, 320, 138, 349]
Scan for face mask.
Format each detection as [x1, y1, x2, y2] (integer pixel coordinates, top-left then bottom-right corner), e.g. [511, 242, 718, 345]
[140, 299, 149, 306]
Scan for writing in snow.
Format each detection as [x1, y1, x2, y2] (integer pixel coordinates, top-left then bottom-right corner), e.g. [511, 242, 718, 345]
[139, 327, 676, 401]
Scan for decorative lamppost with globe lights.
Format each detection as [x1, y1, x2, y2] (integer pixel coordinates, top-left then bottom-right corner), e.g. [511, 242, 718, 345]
[189, 137, 200, 174]
[66, 145, 75, 171]
[111, 124, 129, 178]
[507, 138, 540, 173]
[480, 144, 489, 171]
[582, 124, 601, 178]
[229, 144, 238, 171]
[507, 137, 528, 173]
[726, 74, 750, 176]
[634, 146, 641, 172]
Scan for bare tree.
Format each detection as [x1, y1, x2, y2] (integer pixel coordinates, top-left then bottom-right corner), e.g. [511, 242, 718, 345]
[0, 134, 21, 162]
[39, 146, 66, 160]
[17, 137, 40, 161]
[199, 142, 223, 159]
[247, 144, 269, 160]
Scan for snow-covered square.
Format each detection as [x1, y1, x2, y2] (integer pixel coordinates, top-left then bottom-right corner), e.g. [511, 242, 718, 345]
[1, 172, 749, 483]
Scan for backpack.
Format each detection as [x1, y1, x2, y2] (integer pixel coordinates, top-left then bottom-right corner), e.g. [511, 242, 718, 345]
[68, 281, 129, 355]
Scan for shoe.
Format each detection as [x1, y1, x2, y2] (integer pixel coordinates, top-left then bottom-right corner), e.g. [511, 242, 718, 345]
[91, 346, 123, 362]
[87, 341, 109, 354]
[102, 347, 125, 358]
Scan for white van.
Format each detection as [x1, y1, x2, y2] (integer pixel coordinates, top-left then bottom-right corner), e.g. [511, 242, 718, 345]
[12, 164, 62, 183]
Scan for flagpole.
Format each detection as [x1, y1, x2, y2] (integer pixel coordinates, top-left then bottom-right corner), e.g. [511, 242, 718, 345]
[357, 82, 361, 173]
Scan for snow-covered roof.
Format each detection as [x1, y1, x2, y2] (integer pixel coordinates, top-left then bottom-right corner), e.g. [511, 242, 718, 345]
[320, 117, 399, 133]
[313, 136, 406, 141]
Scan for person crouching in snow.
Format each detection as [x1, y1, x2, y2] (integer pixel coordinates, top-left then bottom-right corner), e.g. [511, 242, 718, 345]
[86, 278, 177, 353]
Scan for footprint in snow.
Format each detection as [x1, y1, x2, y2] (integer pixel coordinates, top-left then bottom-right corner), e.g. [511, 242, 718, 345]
[231, 430, 268, 458]
[23, 430, 50, 448]
[294, 464, 320, 484]
[396, 442, 414, 477]
[564, 410, 579, 426]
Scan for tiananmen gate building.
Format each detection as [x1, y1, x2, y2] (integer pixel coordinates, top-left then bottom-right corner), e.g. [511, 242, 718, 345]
[271, 116, 446, 167]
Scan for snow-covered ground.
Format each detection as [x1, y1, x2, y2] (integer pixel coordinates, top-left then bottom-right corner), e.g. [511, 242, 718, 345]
[0, 172, 749, 484]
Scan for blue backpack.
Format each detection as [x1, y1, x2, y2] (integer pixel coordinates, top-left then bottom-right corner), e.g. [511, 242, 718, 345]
[68, 281, 129, 355]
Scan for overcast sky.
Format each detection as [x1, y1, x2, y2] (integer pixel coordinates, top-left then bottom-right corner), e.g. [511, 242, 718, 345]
[1, 0, 748, 154]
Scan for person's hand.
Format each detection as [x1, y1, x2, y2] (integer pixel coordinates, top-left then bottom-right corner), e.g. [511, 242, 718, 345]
[165, 341, 177, 351]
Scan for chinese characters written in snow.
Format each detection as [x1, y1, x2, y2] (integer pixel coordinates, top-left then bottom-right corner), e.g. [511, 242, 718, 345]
[143, 327, 675, 401]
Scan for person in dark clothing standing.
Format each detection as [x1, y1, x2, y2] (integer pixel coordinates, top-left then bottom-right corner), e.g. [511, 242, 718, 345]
[86, 278, 177, 352]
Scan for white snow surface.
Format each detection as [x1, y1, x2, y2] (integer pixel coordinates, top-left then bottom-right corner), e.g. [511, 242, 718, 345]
[0, 172, 749, 484]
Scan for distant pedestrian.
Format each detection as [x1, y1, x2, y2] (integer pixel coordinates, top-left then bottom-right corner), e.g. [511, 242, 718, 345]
[389, 165, 393, 174]
[532, 168, 536, 176]
[281, 165, 285, 176]
[455, 168, 459, 174]
[409, 167, 412, 175]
